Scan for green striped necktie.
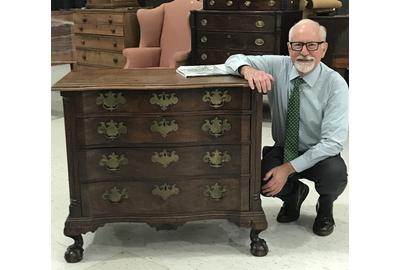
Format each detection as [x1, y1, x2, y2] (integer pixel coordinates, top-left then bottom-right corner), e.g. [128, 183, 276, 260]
[283, 77, 304, 163]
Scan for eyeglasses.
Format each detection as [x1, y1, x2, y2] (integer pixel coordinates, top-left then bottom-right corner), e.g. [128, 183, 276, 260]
[289, 41, 325, 51]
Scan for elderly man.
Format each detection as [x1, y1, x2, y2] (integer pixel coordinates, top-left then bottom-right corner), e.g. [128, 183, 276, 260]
[224, 19, 348, 236]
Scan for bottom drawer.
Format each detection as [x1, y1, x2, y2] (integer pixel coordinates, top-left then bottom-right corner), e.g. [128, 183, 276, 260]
[77, 49, 125, 67]
[82, 178, 247, 216]
[194, 49, 273, 65]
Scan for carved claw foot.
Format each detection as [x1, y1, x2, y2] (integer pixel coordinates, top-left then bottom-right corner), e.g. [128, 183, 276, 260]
[64, 235, 84, 263]
[250, 229, 268, 256]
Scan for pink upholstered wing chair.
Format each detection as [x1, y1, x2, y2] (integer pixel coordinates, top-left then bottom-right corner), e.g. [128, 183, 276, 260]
[123, 0, 203, 69]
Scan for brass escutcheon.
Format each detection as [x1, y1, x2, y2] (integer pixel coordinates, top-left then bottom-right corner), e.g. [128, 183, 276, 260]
[150, 119, 178, 138]
[202, 89, 232, 108]
[203, 150, 231, 168]
[149, 92, 179, 111]
[201, 117, 231, 137]
[201, 19, 208, 26]
[201, 36, 208, 43]
[244, 0, 251, 7]
[201, 53, 208, 60]
[151, 150, 179, 168]
[97, 120, 127, 140]
[99, 152, 128, 171]
[96, 91, 126, 111]
[209, 0, 215, 6]
[152, 183, 179, 200]
[102, 186, 128, 203]
[255, 20, 265, 28]
[204, 183, 226, 201]
[226, 0, 233, 6]
[268, 0, 276, 7]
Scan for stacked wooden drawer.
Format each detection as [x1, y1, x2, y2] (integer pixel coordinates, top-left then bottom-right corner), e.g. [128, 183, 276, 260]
[73, 8, 140, 69]
[190, 0, 302, 65]
[54, 69, 268, 261]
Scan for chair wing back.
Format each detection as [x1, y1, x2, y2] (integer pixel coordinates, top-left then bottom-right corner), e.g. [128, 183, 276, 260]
[137, 5, 165, 47]
[159, 0, 203, 67]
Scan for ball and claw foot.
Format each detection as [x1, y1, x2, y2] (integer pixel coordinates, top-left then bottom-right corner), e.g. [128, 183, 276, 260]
[64, 235, 84, 263]
[250, 229, 268, 256]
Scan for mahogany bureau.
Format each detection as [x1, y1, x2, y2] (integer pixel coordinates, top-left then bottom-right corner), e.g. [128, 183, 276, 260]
[52, 69, 268, 262]
[190, 0, 302, 65]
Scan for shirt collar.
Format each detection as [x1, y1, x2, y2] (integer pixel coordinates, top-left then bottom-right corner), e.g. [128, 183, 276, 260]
[289, 63, 321, 87]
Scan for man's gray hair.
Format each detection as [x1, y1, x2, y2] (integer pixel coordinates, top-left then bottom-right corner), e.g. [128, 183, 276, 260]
[288, 19, 327, 41]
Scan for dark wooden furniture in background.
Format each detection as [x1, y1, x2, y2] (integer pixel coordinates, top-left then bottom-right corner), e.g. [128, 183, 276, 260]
[52, 69, 268, 262]
[308, 15, 349, 83]
[190, 0, 302, 65]
[73, 8, 140, 69]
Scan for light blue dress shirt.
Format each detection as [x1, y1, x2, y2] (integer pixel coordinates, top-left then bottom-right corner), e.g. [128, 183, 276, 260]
[225, 54, 349, 172]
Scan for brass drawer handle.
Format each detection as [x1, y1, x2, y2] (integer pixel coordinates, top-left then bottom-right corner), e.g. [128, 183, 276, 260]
[79, 27, 83, 32]
[204, 183, 226, 201]
[82, 17, 87, 23]
[255, 20, 265, 28]
[201, 19, 208, 26]
[202, 89, 232, 108]
[201, 53, 208, 60]
[203, 150, 231, 168]
[81, 40, 86, 45]
[268, 0, 276, 6]
[113, 41, 118, 47]
[111, 29, 116, 34]
[150, 118, 178, 138]
[82, 55, 87, 61]
[108, 17, 113, 24]
[151, 150, 179, 168]
[200, 36, 208, 43]
[244, 0, 251, 7]
[201, 117, 231, 137]
[97, 120, 127, 140]
[255, 38, 265, 46]
[113, 58, 118, 64]
[96, 91, 126, 111]
[226, 34, 231, 39]
[99, 152, 128, 171]
[102, 186, 128, 204]
[149, 92, 179, 111]
[226, 0, 233, 6]
[209, 0, 215, 6]
[152, 183, 179, 200]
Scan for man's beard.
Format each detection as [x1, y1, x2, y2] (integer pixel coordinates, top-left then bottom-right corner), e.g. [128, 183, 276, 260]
[294, 56, 315, 74]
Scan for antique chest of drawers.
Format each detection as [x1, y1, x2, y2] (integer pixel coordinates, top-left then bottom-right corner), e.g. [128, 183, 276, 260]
[52, 68, 268, 262]
[203, 0, 299, 10]
[73, 8, 140, 69]
[190, 9, 302, 64]
[86, 0, 140, 9]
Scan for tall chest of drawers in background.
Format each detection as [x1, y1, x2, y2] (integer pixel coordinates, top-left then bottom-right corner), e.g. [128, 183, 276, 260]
[73, 8, 140, 69]
[190, 0, 302, 65]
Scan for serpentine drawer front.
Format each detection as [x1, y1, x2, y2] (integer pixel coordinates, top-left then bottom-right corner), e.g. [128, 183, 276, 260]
[52, 68, 268, 262]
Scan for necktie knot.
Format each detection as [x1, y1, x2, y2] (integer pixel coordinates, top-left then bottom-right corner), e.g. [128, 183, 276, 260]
[293, 77, 304, 89]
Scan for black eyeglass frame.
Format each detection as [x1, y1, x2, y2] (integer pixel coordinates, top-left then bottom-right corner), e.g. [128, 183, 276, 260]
[288, 41, 325, 51]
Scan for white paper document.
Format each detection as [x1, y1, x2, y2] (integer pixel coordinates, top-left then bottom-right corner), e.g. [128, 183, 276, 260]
[176, 64, 230, 78]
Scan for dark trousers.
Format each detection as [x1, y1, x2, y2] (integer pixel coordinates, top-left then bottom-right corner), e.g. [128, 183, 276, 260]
[261, 146, 348, 213]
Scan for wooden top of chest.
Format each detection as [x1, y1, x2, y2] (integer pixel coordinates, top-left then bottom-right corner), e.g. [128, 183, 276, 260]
[52, 68, 249, 92]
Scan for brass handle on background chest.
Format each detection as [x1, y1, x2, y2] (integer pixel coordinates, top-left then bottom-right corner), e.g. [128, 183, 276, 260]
[203, 150, 231, 168]
[201, 117, 231, 137]
[149, 92, 178, 111]
[150, 119, 178, 138]
[108, 17, 113, 24]
[151, 150, 179, 168]
[200, 19, 208, 26]
[268, 0, 276, 7]
[113, 58, 118, 64]
[81, 40, 86, 46]
[202, 89, 232, 108]
[99, 152, 128, 171]
[113, 41, 118, 48]
[97, 120, 127, 140]
[255, 20, 265, 28]
[152, 183, 179, 200]
[82, 17, 87, 23]
[255, 38, 265, 46]
[201, 53, 208, 60]
[102, 186, 128, 204]
[200, 36, 208, 43]
[204, 183, 226, 201]
[244, 0, 252, 7]
[209, 0, 215, 6]
[226, 0, 233, 6]
[96, 91, 126, 111]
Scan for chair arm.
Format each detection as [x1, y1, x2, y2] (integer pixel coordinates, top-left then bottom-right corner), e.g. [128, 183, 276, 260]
[122, 47, 161, 69]
[173, 49, 191, 68]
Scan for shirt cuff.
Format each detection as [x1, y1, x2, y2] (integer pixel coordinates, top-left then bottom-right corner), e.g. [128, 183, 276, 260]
[290, 155, 311, 173]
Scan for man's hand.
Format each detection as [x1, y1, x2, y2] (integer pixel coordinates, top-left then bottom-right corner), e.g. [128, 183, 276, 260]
[240, 65, 274, 93]
[262, 162, 295, 196]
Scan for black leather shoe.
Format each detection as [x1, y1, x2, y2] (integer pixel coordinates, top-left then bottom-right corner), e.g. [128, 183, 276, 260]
[313, 215, 335, 236]
[277, 181, 309, 223]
